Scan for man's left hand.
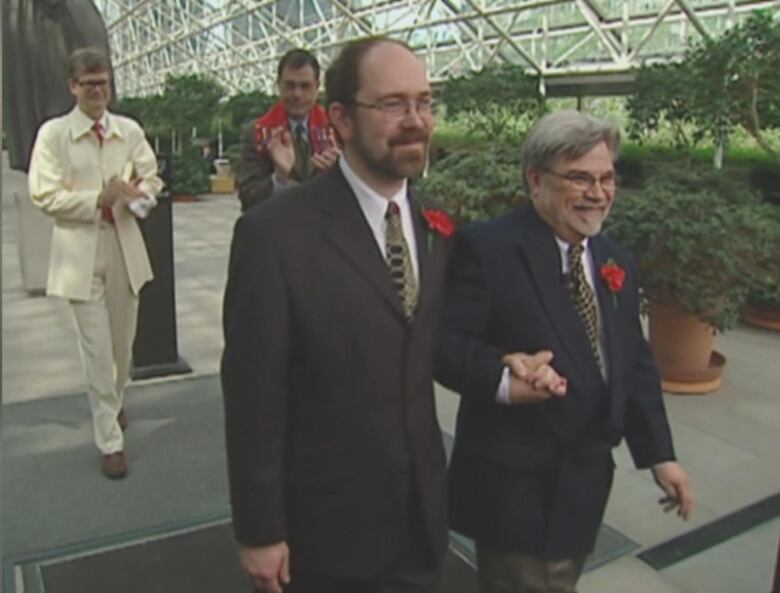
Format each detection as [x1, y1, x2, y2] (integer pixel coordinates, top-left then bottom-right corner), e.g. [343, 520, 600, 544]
[652, 461, 694, 520]
[110, 176, 145, 206]
[311, 146, 341, 172]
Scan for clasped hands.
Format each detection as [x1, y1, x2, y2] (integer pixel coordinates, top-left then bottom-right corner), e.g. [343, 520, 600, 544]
[502, 350, 567, 404]
[98, 175, 145, 209]
[265, 126, 341, 181]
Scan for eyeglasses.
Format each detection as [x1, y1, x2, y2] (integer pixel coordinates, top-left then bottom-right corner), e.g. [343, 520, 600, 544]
[280, 80, 316, 92]
[545, 169, 619, 192]
[353, 97, 437, 120]
[76, 79, 111, 89]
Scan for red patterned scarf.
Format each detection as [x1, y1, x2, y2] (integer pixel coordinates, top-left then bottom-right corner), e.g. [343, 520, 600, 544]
[253, 101, 332, 156]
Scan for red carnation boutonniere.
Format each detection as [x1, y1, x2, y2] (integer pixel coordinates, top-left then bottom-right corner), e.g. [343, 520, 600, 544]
[600, 258, 626, 309]
[421, 208, 455, 252]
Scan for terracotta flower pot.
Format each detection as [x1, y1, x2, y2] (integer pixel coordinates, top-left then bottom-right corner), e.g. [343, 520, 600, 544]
[172, 192, 197, 203]
[742, 304, 780, 332]
[648, 301, 726, 395]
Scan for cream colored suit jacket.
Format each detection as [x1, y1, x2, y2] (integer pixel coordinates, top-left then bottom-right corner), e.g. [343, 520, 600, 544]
[28, 107, 163, 301]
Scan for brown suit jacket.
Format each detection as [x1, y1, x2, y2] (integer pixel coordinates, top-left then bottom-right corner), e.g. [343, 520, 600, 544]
[236, 120, 317, 213]
[221, 165, 450, 578]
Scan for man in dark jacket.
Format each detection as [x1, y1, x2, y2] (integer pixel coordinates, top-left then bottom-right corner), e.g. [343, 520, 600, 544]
[435, 110, 693, 593]
[222, 38, 451, 593]
[236, 48, 340, 212]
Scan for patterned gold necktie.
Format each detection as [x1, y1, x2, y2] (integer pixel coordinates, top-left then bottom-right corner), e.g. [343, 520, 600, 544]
[567, 243, 601, 368]
[385, 201, 418, 320]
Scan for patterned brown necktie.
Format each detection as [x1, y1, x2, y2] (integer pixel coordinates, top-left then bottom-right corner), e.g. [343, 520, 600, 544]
[567, 243, 601, 367]
[93, 122, 115, 225]
[385, 202, 418, 320]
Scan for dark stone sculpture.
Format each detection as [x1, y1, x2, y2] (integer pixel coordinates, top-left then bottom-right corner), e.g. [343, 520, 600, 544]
[2, 0, 114, 171]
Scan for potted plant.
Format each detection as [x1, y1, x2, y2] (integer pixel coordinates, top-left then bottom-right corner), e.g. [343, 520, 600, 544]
[606, 165, 763, 394]
[170, 148, 211, 201]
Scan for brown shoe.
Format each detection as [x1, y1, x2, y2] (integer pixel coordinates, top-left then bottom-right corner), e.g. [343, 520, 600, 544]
[102, 452, 128, 479]
[118, 408, 128, 431]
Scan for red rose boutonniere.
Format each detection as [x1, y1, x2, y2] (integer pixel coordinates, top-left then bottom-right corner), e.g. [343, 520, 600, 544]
[600, 258, 626, 309]
[421, 208, 455, 252]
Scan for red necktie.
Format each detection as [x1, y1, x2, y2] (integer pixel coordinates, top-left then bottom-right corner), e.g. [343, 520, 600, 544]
[93, 122, 115, 225]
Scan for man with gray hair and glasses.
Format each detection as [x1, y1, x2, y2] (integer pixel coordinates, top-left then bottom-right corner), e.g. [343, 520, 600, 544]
[435, 110, 693, 593]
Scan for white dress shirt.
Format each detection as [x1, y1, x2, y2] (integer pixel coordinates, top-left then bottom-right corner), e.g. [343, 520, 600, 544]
[496, 237, 606, 404]
[338, 156, 420, 282]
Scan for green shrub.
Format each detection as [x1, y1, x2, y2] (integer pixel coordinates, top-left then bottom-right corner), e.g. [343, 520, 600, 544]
[170, 148, 211, 195]
[606, 166, 765, 330]
[744, 204, 780, 308]
[438, 64, 543, 142]
[418, 148, 525, 224]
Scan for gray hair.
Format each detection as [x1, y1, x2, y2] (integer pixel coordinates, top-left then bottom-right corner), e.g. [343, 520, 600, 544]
[520, 110, 620, 189]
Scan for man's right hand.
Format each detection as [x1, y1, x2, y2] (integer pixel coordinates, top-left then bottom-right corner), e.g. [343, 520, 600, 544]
[503, 350, 567, 404]
[267, 127, 295, 181]
[239, 541, 290, 593]
[97, 178, 125, 208]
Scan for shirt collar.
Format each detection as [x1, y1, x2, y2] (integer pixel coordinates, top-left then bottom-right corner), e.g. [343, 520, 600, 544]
[69, 107, 120, 141]
[288, 116, 309, 137]
[555, 236, 589, 273]
[339, 155, 408, 229]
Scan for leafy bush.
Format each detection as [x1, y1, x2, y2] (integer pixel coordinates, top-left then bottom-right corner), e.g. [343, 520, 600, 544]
[439, 64, 544, 142]
[627, 62, 703, 150]
[627, 11, 780, 165]
[170, 148, 211, 196]
[606, 166, 765, 330]
[418, 148, 525, 224]
[744, 204, 780, 308]
[216, 90, 278, 147]
[118, 74, 225, 152]
[161, 75, 225, 144]
[117, 94, 167, 137]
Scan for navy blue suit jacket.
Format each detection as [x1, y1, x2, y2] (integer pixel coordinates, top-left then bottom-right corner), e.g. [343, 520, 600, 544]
[435, 204, 676, 558]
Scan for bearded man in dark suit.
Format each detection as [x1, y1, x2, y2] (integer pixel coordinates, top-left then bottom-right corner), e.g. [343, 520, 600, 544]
[435, 110, 694, 593]
[222, 37, 453, 593]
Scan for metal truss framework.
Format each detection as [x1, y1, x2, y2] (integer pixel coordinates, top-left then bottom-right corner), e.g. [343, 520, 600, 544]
[99, 0, 778, 98]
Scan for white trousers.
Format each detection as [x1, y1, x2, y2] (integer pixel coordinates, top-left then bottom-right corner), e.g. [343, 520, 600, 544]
[70, 221, 139, 454]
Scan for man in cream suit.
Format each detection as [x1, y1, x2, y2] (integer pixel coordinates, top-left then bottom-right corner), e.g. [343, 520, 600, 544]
[28, 47, 162, 479]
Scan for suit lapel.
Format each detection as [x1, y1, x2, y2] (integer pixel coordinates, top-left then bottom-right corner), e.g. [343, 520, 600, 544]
[316, 168, 407, 321]
[590, 236, 620, 387]
[514, 206, 603, 383]
[410, 192, 437, 323]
